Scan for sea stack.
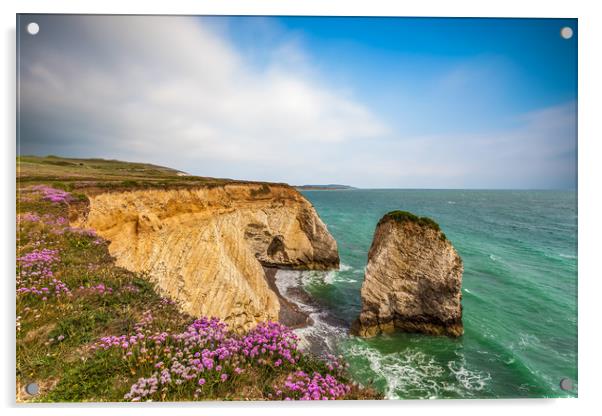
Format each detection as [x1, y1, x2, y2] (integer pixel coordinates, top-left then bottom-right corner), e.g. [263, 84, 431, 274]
[352, 211, 463, 337]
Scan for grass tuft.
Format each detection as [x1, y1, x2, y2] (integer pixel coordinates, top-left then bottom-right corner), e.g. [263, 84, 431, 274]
[381, 210, 447, 241]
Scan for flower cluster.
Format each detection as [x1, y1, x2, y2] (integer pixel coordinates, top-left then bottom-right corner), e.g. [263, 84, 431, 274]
[273, 370, 351, 400]
[324, 353, 351, 373]
[17, 210, 76, 237]
[30, 185, 72, 204]
[68, 227, 98, 237]
[16, 188, 107, 304]
[121, 284, 140, 293]
[125, 376, 160, 400]
[93, 313, 350, 401]
[78, 283, 114, 296]
[48, 215, 68, 226]
[160, 297, 177, 306]
[17, 279, 71, 299]
[18, 212, 41, 223]
[239, 322, 300, 365]
[17, 248, 72, 300]
[18, 248, 59, 269]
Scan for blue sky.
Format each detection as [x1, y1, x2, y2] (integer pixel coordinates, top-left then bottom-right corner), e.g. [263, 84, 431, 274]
[19, 15, 577, 188]
[223, 17, 577, 140]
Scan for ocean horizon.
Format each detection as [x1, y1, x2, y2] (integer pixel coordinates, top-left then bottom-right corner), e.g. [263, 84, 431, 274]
[301, 187, 577, 191]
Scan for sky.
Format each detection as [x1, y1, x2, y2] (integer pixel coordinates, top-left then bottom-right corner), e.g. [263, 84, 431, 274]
[17, 15, 577, 189]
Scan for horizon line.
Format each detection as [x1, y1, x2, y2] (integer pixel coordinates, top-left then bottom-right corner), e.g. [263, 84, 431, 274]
[17, 154, 577, 192]
[297, 186, 577, 191]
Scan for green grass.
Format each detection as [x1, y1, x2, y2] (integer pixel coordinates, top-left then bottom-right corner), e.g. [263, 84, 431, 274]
[16, 155, 287, 193]
[44, 349, 131, 402]
[381, 210, 447, 241]
[18, 155, 186, 179]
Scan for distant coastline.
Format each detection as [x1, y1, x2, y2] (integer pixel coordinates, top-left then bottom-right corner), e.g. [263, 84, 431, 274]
[295, 184, 357, 191]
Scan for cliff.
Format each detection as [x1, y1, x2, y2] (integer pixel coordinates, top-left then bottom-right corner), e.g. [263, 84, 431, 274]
[71, 183, 339, 330]
[352, 211, 463, 338]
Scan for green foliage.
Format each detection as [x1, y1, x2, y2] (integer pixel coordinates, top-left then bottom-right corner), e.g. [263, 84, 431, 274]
[120, 180, 139, 188]
[51, 309, 112, 345]
[70, 192, 88, 202]
[43, 350, 130, 402]
[50, 181, 68, 191]
[382, 210, 447, 241]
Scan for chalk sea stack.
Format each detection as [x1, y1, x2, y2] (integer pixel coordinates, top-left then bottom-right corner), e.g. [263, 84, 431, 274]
[352, 211, 463, 337]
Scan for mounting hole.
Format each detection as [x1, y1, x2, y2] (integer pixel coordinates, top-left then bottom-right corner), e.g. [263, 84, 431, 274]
[560, 26, 573, 40]
[559, 377, 573, 391]
[26, 22, 40, 35]
[25, 382, 39, 396]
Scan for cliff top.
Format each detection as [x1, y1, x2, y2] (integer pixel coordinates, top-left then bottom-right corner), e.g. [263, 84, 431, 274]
[17, 155, 287, 193]
[379, 210, 447, 241]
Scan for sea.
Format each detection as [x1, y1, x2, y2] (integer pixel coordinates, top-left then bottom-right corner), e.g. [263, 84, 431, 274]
[275, 189, 577, 399]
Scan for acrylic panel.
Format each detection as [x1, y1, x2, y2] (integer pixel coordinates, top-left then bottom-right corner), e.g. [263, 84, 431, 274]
[16, 14, 578, 402]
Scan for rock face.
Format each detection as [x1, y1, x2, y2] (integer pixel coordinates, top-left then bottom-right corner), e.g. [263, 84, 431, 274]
[72, 183, 339, 331]
[352, 211, 463, 337]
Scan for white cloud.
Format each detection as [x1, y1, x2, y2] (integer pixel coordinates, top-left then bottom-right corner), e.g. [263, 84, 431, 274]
[20, 15, 388, 181]
[340, 101, 577, 189]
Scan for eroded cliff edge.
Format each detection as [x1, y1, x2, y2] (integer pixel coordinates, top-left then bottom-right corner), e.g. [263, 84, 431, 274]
[352, 211, 463, 338]
[71, 183, 339, 330]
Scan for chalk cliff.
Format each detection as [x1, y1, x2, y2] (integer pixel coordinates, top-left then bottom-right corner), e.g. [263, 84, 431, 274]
[352, 211, 463, 338]
[71, 183, 339, 330]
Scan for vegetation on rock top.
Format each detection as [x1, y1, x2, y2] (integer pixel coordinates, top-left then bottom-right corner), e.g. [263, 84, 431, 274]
[380, 210, 447, 241]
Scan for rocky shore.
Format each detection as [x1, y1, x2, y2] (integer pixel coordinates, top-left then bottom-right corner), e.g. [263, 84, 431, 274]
[263, 266, 311, 329]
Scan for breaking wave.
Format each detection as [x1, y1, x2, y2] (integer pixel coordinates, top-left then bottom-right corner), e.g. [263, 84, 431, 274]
[344, 342, 491, 399]
[274, 269, 346, 354]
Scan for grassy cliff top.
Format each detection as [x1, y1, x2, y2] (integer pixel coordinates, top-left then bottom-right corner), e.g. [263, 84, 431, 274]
[380, 210, 447, 240]
[17, 155, 285, 192]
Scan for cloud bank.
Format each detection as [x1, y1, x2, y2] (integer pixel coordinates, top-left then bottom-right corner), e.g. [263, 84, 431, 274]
[354, 101, 577, 189]
[19, 16, 387, 179]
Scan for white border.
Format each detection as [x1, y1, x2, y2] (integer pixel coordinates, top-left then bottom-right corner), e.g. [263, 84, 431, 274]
[3, 1, 601, 415]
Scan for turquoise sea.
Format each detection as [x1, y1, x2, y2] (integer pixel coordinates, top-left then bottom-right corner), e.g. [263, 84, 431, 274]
[275, 189, 577, 399]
